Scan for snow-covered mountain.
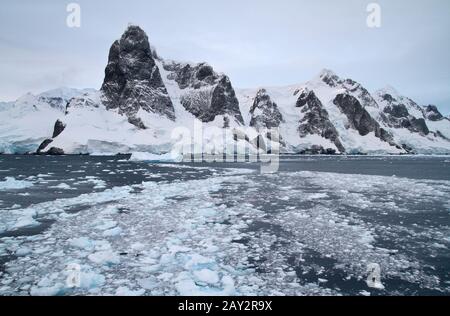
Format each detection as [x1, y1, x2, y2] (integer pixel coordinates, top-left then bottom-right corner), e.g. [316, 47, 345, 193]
[1, 25, 449, 155]
[238, 70, 450, 154]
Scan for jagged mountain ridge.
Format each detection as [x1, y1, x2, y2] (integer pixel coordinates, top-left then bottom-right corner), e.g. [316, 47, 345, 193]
[0, 25, 449, 155]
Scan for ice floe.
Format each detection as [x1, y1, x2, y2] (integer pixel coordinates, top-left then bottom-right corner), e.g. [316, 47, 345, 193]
[0, 166, 449, 296]
[0, 177, 34, 190]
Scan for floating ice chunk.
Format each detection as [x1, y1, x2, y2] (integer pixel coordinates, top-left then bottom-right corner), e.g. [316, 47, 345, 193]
[91, 179, 106, 189]
[193, 269, 220, 285]
[79, 270, 105, 290]
[175, 272, 235, 296]
[69, 237, 95, 251]
[184, 254, 216, 271]
[12, 217, 39, 229]
[12, 209, 39, 230]
[129, 152, 183, 163]
[115, 286, 145, 296]
[307, 193, 328, 200]
[88, 250, 120, 266]
[51, 183, 72, 190]
[366, 263, 385, 290]
[30, 283, 64, 296]
[0, 177, 34, 190]
[138, 277, 158, 290]
[30, 276, 64, 296]
[432, 243, 447, 249]
[102, 226, 122, 237]
[175, 272, 202, 296]
[15, 247, 32, 257]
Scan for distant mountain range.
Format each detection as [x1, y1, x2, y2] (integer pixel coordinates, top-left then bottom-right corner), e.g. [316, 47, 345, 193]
[1, 25, 449, 155]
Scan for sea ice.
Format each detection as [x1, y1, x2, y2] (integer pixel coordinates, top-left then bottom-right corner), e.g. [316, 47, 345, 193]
[0, 177, 34, 190]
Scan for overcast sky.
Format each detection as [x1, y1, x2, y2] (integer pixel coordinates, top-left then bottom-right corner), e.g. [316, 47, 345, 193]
[1, 0, 449, 114]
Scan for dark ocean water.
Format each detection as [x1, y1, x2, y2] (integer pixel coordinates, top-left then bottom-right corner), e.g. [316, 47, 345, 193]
[0, 155, 449, 296]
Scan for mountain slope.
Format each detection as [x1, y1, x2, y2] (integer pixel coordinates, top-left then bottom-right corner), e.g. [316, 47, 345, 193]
[1, 25, 449, 156]
[373, 86, 450, 153]
[0, 88, 94, 154]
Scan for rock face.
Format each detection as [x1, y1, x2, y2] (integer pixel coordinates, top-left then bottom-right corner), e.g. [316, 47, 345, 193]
[46, 147, 64, 155]
[296, 89, 345, 153]
[37, 119, 67, 154]
[37, 139, 53, 154]
[2, 25, 449, 155]
[376, 92, 429, 135]
[163, 61, 244, 124]
[424, 105, 444, 121]
[101, 25, 175, 127]
[333, 93, 395, 144]
[52, 120, 66, 138]
[249, 89, 283, 130]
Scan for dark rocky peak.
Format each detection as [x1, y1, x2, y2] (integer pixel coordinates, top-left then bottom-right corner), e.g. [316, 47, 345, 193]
[164, 61, 218, 89]
[381, 93, 396, 103]
[249, 89, 283, 129]
[101, 25, 175, 127]
[410, 118, 430, 135]
[52, 120, 66, 138]
[296, 89, 323, 109]
[333, 93, 397, 147]
[36, 119, 67, 154]
[315, 70, 378, 109]
[341, 79, 379, 109]
[318, 69, 341, 87]
[163, 60, 244, 124]
[296, 88, 345, 153]
[424, 105, 444, 121]
[383, 103, 409, 119]
[375, 88, 430, 136]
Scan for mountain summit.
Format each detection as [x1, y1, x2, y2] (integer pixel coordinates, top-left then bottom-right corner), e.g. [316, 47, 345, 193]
[101, 25, 175, 127]
[0, 25, 449, 155]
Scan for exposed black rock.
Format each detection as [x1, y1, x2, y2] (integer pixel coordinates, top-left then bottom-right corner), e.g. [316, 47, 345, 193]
[249, 89, 284, 129]
[297, 145, 337, 155]
[46, 147, 65, 155]
[410, 117, 429, 135]
[342, 78, 379, 109]
[37, 139, 53, 154]
[401, 143, 415, 154]
[36, 119, 67, 154]
[319, 70, 340, 88]
[424, 105, 444, 121]
[383, 102, 409, 118]
[223, 116, 230, 129]
[163, 61, 244, 124]
[101, 25, 175, 127]
[296, 89, 345, 153]
[380, 93, 430, 136]
[127, 116, 146, 130]
[333, 93, 397, 146]
[52, 120, 66, 138]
